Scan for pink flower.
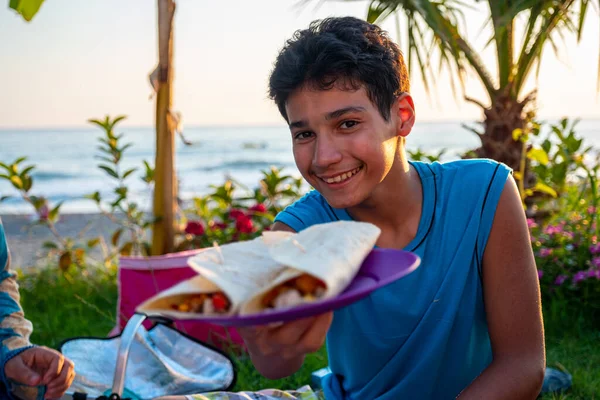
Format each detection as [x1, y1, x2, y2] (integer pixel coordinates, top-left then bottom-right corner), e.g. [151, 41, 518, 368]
[588, 206, 596, 214]
[544, 225, 563, 235]
[527, 218, 537, 229]
[235, 215, 254, 234]
[587, 269, 599, 279]
[38, 203, 49, 221]
[248, 203, 267, 214]
[185, 221, 205, 236]
[539, 248, 553, 258]
[554, 275, 568, 286]
[573, 271, 587, 284]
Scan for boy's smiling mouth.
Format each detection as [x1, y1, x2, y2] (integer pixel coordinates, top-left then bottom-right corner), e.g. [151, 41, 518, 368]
[317, 165, 363, 185]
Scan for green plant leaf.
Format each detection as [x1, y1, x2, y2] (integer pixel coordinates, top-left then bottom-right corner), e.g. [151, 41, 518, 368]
[112, 229, 123, 246]
[13, 156, 27, 165]
[122, 168, 137, 180]
[120, 242, 134, 256]
[42, 241, 58, 249]
[534, 182, 558, 198]
[48, 202, 62, 223]
[10, 175, 23, 189]
[528, 148, 550, 165]
[22, 175, 32, 192]
[87, 238, 100, 248]
[84, 191, 102, 203]
[9, 0, 45, 22]
[98, 165, 119, 179]
[20, 165, 35, 176]
[115, 186, 128, 197]
[59, 251, 72, 271]
[512, 128, 524, 142]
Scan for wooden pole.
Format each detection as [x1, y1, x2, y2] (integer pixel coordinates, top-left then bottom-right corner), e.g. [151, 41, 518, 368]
[151, 0, 176, 255]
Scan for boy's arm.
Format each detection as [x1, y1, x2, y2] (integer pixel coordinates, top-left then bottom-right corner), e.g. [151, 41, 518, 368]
[238, 221, 333, 380]
[457, 176, 545, 399]
[0, 220, 35, 369]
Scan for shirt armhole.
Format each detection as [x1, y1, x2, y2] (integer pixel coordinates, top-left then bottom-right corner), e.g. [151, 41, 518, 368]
[476, 163, 512, 276]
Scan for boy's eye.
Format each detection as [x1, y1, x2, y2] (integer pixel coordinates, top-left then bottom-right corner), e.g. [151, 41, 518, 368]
[340, 120, 359, 129]
[294, 131, 314, 140]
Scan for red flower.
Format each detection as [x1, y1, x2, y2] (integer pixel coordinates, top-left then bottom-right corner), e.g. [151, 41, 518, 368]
[209, 220, 228, 231]
[185, 221, 205, 236]
[235, 215, 254, 234]
[229, 209, 246, 220]
[249, 203, 267, 214]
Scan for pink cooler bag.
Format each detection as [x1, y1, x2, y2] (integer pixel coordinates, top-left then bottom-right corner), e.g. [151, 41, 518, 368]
[111, 249, 245, 352]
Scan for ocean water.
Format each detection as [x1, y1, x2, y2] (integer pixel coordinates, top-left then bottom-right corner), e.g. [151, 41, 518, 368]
[1, 120, 599, 214]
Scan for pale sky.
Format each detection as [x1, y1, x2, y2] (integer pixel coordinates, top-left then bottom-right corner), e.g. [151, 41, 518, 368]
[1, 0, 599, 128]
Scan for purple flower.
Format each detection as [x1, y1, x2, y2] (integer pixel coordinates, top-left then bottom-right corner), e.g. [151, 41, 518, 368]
[593, 257, 600, 268]
[537, 270, 544, 279]
[554, 275, 568, 286]
[586, 269, 598, 278]
[539, 248, 553, 257]
[573, 271, 587, 284]
[590, 244, 600, 254]
[544, 225, 563, 235]
[527, 218, 537, 229]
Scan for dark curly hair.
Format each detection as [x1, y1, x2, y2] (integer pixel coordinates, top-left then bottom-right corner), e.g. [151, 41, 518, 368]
[268, 16, 410, 122]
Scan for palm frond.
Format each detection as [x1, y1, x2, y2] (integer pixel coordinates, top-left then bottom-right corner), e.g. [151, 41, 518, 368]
[514, 0, 583, 93]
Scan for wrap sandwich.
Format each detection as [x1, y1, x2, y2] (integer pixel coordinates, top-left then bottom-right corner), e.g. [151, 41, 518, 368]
[239, 220, 381, 314]
[137, 232, 294, 319]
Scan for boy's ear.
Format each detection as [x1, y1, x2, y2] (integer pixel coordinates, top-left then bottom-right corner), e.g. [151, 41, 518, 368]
[394, 93, 415, 138]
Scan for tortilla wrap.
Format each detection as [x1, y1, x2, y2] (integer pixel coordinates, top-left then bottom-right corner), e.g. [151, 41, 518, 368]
[239, 221, 381, 314]
[137, 275, 225, 319]
[137, 233, 293, 318]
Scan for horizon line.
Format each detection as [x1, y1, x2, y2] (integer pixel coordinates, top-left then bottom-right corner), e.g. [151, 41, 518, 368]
[2, 116, 599, 131]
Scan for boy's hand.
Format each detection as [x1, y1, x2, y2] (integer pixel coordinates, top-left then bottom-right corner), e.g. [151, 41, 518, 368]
[238, 311, 333, 379]
[5, 346, 75, 399]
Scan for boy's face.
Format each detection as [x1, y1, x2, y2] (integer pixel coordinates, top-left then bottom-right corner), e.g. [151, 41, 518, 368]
[285, 84, 413, 209]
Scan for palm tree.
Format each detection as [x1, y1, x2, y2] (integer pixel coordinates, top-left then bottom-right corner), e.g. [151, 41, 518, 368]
[10, 0, 179, 254]
[326, 0, 598, 182]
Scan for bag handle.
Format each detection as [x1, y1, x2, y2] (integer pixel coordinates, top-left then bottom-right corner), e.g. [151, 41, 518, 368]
[111, 313, 148, 396]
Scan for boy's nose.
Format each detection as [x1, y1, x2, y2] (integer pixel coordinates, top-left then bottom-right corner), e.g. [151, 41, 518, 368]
[312, 135, 343, 169]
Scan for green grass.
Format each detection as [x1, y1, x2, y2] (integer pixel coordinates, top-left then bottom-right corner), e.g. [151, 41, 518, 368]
[18, 268, 600, 397]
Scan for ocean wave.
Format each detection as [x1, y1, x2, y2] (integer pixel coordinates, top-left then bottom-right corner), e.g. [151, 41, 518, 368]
[31, 171, 84, 181]
[195, 160, 295, 172]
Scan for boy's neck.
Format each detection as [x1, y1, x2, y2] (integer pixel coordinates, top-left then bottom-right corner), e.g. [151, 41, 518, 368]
[346, 153, 423, 245]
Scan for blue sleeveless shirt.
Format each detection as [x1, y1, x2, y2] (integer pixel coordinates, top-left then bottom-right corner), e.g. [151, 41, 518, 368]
[274, 159, 512, 400]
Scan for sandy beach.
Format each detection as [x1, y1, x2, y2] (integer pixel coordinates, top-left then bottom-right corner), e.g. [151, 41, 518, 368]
[1, 213, 122, 272]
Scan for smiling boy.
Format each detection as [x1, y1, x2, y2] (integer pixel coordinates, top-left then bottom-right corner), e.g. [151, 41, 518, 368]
[238, 16, 545, 399]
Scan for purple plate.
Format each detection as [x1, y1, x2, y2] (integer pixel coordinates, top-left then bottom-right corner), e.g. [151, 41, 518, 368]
[147, 248, 420, 327]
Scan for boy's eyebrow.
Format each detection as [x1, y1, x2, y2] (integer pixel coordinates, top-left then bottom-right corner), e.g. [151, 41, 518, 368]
[325, 106, 366, 120]
[289, 106, 366, 129]
[289, 119, 307, 129]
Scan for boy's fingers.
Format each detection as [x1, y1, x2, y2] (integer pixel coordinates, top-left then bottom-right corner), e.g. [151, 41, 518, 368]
[271, 316, 318, 346]
[45, 362, 75, 398]
[41, 351, 64, 384]
[298, 312, 333, 354]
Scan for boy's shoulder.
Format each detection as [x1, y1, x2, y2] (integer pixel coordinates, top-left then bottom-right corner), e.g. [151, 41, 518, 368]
[424, 158, 512, 185]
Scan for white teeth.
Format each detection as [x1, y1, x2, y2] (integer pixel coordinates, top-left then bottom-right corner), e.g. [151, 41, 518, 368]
[323, 166, 361, 184]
